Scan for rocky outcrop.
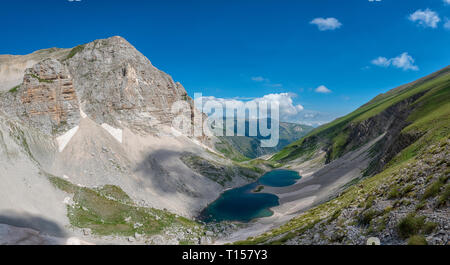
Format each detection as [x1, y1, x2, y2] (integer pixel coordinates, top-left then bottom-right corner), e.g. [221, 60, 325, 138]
[0, 48, 70, 92]
[180, 152, 261, 187]
[17, 59, 80, 135]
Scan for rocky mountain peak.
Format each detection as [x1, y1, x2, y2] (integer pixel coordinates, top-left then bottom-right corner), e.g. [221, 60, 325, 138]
[1, 36, 196, 137]
[64, 36, 190, 132]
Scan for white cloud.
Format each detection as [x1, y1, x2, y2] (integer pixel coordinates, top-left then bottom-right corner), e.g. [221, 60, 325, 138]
[444, 0, 450, 5]
[409, 9, 441, 28]
[444, 19, 450, 30]
[391, 53, 419, 71]
[255, 93, 304, 115]
[310, 17, 342, 31]
[371, 57, 391, 67]
[371, 52, 419, 71]
[196, 93, 304, 120]
[196, 96, 339, 126]
[315, 85, 332, 94]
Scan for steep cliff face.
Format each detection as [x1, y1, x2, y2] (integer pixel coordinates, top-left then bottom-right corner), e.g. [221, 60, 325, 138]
[65, 36, 189, 132]
[17, 59, 80, 135]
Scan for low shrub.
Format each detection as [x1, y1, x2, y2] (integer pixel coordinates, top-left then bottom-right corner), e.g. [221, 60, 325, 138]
[407, 235, 428, 245]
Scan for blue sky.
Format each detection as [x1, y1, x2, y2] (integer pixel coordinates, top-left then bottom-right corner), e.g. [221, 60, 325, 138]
[1, 0, 449, 126]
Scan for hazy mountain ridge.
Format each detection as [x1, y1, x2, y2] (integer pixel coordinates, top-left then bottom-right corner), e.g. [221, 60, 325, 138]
[216, 121, 313, 161]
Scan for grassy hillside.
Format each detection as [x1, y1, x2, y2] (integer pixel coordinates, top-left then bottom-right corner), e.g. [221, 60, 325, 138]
[272, 66, 450, 165]
[45, 172, 205, 244]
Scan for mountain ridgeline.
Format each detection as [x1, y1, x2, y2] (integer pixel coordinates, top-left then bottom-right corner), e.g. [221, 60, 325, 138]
[273, 66, 450, 175]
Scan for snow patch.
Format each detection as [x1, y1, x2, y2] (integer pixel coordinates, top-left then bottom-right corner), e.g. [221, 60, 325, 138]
[66, 237, 94, 245]
[171, 127, 183, 137]
[66, 237, 82, 245]
[56, 126, 79, 152]
[101, 123, 123, 143]
[79, 107, 87, 118]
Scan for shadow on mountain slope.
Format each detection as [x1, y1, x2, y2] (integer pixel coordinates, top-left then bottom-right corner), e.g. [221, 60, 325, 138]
[0, 210, 67, 237]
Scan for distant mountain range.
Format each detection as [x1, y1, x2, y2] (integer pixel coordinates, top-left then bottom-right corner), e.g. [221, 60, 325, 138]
[215, 119, 313, 161]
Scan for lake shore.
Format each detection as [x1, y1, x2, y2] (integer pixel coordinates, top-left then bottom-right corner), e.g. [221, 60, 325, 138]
[215, 135, 381, 244]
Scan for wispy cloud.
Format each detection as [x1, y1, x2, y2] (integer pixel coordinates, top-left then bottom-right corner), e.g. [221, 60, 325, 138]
[444, 0, 450, 5]
[310, 17, 342, 31]
[298, 110, 335, 127]
[444, 18, 450, 30]
[371, 57, 391, 67]
[315, 85, 332, 94]
[250, 76, 282, 88]
[409, 9, 441, 28]
[251, 76, 268, 82]
[371, 52, 419, 71]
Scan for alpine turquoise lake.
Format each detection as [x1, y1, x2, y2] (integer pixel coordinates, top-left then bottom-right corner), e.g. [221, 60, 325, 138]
[200, 170, 301, 223]
[258, 169, 302, 187]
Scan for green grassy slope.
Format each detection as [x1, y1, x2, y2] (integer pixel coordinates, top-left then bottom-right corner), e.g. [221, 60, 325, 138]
[272, 66, 450, 163]
[45, 172, 204, 243]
